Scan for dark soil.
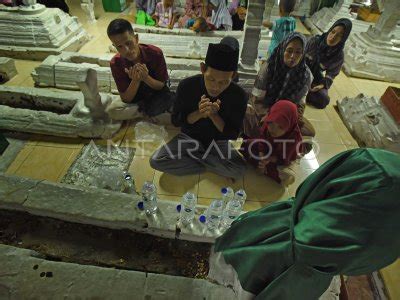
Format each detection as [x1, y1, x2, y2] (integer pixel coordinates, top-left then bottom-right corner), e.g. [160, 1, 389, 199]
[0, 209, 210, 279]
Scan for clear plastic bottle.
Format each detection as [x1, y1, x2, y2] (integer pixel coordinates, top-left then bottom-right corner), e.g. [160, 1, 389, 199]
[205, 200, 224, 230]
[221, 187, 234, 206]
[178, 192, 197, 225]
[234, 189, 247, 206]
[220, 198, 242, 229]
[141, 181, 158, 214]
[122, 171, 136, 194]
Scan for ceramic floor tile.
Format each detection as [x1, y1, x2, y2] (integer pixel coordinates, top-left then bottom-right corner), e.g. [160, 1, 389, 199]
[79, 35, 110, 55]
[127, 154, 155, 192]
[331, 72, 361, 99]
[372, 81, 400, 98]
[325, 106, 359, 146]
[5, 145, 35, 175]
[198, 172, 244, 199]
[56, 147, 85, 181]
[121, 122, 178, 157]
[243, 200, 265, 212]
[314, 128, 343, 145]
[298, 152, 320, 170]
[30, 134, 84, 149]
[243, 166, 288, 203]
[157, 194, 181, 202]
[288, 166, 316, 197]
[304, 106, 330, 122]
[3, 74, 29, 87]
[345, 144, 359, 150]
[310, 120, 336, 131]
[380, 259, 400, 300]
[316, 143, 348, 165]
[12, 146, 82, 182]
[350, 78, 384, 98]
[154, 171, 199, 197]
[92, 120, 129, 147]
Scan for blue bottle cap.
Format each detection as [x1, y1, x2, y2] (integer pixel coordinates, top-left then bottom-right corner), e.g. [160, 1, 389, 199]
[199, 215, 206, 223]
[237, 192, 244, 197]
[221, 187, 227, 194]
[137, 201, 144, 210]
[176, 204, 182, 212]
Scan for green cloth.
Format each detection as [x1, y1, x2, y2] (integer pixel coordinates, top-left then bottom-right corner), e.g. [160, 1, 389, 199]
[136, 10, 156, 26]
[214, 148, 400, 299]
[0, 133, 9, 155]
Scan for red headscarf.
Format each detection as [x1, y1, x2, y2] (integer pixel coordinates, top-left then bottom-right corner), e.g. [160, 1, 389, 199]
[259, 100, 303, 165]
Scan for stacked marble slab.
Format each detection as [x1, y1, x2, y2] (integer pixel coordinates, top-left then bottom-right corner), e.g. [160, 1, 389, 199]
[32, 52, 115, 92]
[32, 52, 257, 93]
[343, 0, 400, 83]
[337, 94, 400, 153]
[0, 3, 90, 60]
[305, 0, 400, 40]
[343, 30, 400, 83]
[0, 57, 17, 82]
[111, 31, 270, 60]
[118, 23, 272, 58]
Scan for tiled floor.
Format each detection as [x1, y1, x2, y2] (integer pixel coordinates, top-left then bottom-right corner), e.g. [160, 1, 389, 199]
[2, 0, 400, 297]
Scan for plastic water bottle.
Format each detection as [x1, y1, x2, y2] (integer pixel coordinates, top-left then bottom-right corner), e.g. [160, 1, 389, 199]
[220, 198, 242, 229]
[205, 200, 224, 230]
[141, 181, 158, 214]
[234, 189, 247, 206]
[178, 192, 197, 225]
[122, 171, 136, 194]
[221, 187, 234, 206]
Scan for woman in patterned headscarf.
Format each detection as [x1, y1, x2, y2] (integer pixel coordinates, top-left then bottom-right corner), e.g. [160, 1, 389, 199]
[243, 32, 315, 140]
[305, 18, 353, 109]
[209, 148, 400, 299]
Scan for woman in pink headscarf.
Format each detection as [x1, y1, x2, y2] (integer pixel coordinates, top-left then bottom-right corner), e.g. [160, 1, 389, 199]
[178, 0, 212, 28]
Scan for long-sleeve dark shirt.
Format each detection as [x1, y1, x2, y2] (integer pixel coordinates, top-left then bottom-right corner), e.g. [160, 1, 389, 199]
[305, 36, 344, 90]
[172, 74, 248, 147]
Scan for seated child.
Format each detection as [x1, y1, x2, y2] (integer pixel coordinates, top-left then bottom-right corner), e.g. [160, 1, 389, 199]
[136, 0, 157, 26]
[240, 100, 303, 186]
[189, 16, 211, 32]
[209, 0, 232, 31]
[232, 6, 246, 31]
[263, 0, 296, 56]
[154, 0, 179, 29]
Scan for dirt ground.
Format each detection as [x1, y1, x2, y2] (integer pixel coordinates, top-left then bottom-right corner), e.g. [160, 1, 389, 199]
[0, 209, 210, 279]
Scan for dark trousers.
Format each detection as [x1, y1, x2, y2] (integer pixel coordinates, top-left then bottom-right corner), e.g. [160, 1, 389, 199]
[306, 88, 330, 109]
[139, 86, 175, 117]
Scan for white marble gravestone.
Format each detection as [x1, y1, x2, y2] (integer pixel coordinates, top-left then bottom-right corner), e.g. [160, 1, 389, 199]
[343, 0, 400, 82]
[0, 3, 90, 60]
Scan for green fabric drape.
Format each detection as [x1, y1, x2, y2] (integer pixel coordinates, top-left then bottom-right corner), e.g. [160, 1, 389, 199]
[136, 10, 156, 26]
[214, 148, 400, 299]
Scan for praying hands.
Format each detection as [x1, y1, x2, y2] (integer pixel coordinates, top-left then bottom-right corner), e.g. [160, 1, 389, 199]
[198, 95, 221, 118]
[124, 63, 149, 82]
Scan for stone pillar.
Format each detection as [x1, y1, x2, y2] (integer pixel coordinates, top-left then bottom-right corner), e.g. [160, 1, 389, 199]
[22, 0, 37, 5]
[367, 0, 400, 41]
[240, 0, 272, 71]
[0, 57, 17, 83]
[81, 0, 97, 24]
[76, 68, 107, 120]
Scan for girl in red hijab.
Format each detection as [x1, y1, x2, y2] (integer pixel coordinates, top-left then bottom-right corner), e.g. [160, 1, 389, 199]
[241, 100, 303, 185]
